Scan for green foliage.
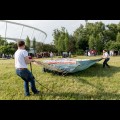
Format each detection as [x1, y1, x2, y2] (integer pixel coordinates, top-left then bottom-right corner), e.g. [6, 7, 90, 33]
[95, 34, 104, 54]
[53, 27, 70, 53]
[53, 21, 120, 55]
[36, 42, 57, 53]
[105, 40, 120, 51]
[0, 46, 7, 54]
[116, 32, 120, 42]
[109, 42, 120, 51]
[32, 37, 36, 49]
[76, 49, 84, 55]
[0, 42, 17, 56]
[68, 35, 76, 53]
[64, 32, 69, 52]
[0, 36, 8, 46]
[105, 24, 118, 41]
[25, 36, 30, 49]
[36, 42, 43, 53]
[105, 40, 113, 50]
[89, 35, 95, 49]
[32, 37, 36, 55]
[74, 24, 88, 51]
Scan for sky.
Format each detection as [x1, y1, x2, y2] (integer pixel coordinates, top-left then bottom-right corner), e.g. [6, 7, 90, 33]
[0, 20, 120, 44]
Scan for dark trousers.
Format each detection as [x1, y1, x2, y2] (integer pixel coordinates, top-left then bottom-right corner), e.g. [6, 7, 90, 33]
[16, 69, 38, 96]
[103, 58, 110, 68]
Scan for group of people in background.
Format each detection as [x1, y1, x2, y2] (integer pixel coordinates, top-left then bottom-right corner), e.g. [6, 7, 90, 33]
[36, 52, 54, 58]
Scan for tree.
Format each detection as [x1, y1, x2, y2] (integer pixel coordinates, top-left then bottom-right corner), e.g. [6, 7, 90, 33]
[7, 42, 17, 56]
[36, 42, 43, 53]
[53, 29, 61, 51]
[25, 36, 30, 50]
[105, 24, 118, 41]
[105, 40, 114, 50]
[109, 42, 120, 51]
[64, 31, 69, 52]
[89, 35, 95, 49]
[0, 36, 8, 46]
[116, 32, 120, 42]
[68, 35, 76, 53]
[73, 24, 88, 51]
[52, 21, 120, 55]
[53, 27, 69, 54]
[32, 37, 36, 56]
[95, 34, 103, 54]
[0, 46, 8, 55]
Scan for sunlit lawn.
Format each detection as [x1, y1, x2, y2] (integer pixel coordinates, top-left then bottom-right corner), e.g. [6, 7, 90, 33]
[0, 56, 120, 100]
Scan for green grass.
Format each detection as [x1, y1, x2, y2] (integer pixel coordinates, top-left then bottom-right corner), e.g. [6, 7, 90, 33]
[0, 56, 120, 100]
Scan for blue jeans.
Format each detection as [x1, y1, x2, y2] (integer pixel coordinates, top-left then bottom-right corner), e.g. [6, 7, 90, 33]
[16, 69, 38, 96]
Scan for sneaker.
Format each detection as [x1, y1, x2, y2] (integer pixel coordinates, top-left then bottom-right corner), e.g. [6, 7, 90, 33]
[25, 94, 30, 97]
[34, 91, 40, 94]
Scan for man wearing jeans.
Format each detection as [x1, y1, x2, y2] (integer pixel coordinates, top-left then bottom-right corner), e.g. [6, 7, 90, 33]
[15, 41, 39, 96]
[102, 49, 110, 68]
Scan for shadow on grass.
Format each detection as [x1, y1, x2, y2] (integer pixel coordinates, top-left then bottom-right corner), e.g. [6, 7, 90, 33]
[40, 91, 120, 100]
[75, 77, 105, 91]
[35, 76, 120, 100]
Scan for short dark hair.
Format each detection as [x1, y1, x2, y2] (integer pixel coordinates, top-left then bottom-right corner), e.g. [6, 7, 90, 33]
[17, 41, 25, 47]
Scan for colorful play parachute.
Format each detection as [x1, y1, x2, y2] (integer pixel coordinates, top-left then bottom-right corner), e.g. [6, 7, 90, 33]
[42, 58, 102, 74]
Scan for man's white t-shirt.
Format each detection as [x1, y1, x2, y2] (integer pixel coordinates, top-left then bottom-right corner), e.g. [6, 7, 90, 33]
[103, 52, 110, 58]
[15, 49, 28, 69]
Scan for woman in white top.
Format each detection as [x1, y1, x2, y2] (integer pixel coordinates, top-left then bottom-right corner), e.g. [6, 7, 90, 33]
[102, 50, 110, 68]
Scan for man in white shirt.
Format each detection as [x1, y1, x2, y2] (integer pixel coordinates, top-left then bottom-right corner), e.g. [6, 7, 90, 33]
[102, 50, 110, 68]
[15, 41, 39, 96]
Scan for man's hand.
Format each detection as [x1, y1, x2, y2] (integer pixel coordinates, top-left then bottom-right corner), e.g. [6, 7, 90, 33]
[25, 56, 35, 64]
[28, 56, 35, 62]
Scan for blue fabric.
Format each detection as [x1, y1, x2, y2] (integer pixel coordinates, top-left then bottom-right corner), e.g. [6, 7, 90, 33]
[16, 69, 38, 96]
[47, 58, 102, 73]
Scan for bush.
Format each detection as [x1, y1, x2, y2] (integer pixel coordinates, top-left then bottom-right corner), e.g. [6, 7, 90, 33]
[58, 56, 62, 58]
[76, 49, 84, 55]
[72, 55, 77, 58]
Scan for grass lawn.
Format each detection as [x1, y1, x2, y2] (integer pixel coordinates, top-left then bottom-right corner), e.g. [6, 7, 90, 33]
[0, 56, 120, 100]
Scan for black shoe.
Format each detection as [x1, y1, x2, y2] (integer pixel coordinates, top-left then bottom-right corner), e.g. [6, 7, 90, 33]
[34, 91, 40, 94]
[25, 94, 30, 97]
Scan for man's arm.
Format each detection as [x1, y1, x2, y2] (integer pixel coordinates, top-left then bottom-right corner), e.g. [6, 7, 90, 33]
[24, 56, 35, 64]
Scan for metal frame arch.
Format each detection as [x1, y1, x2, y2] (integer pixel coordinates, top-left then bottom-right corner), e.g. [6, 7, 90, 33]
[0, 20, 47, 42]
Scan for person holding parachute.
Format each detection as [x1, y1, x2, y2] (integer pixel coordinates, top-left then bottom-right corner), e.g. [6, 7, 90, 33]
[15, 41, 40, 96]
